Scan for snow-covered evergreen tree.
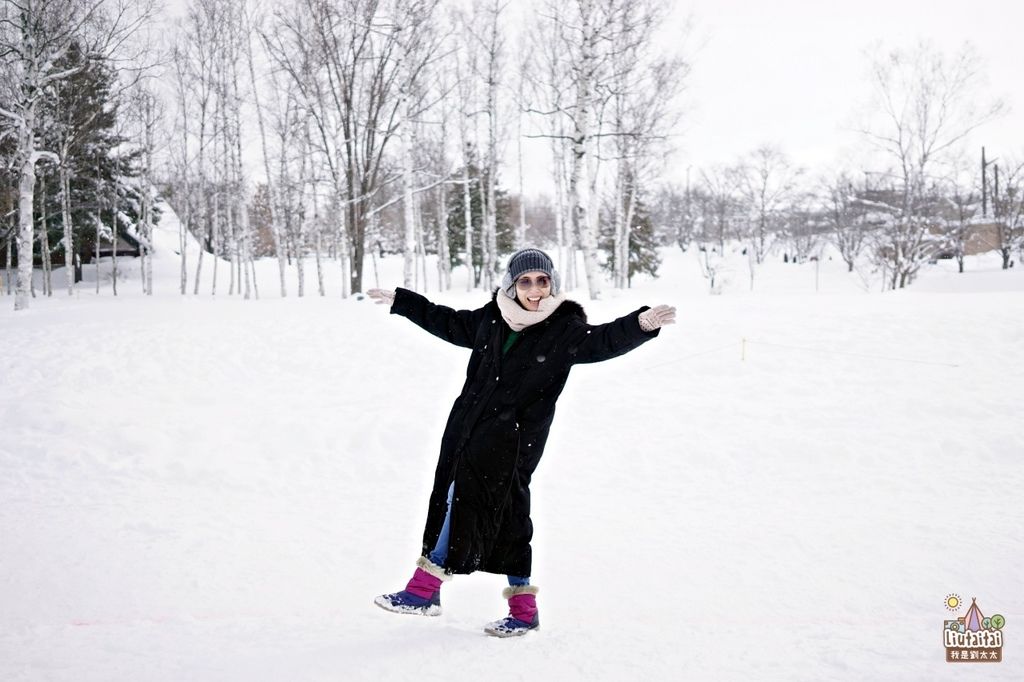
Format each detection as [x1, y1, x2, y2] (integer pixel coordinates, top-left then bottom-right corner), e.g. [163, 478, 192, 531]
[601, 174, 660, 285]
[445, 153, 513, 287]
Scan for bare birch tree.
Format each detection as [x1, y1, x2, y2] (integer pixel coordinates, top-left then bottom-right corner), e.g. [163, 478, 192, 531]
[563, 0, 605, 299]
[266, 0, 439, 295]
[942, 169, 978, 274]
[524, 0, 613, 298]
[244, 3, 287, 296]
[737, 146, 800, 267]
[859, 41, 1004, 289]
[394, 0, 440, 288]
[604, 0, 686, 288]
[821, 171, 869, 273]
[127, 83, 163, 295]
[172, 0, 218, 295]
[463, 0, 506, 289]
[524, 10, 574, 285]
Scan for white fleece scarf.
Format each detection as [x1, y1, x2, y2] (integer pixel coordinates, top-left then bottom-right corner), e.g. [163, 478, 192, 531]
[496, 290, 567, 332]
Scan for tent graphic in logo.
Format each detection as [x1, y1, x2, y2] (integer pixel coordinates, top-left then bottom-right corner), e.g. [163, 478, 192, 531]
[964, 599, 985, 631]
[944, 596, 1005, 663]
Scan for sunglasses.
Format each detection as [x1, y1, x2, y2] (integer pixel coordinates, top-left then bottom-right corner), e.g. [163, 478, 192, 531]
[516, 275, 551, 290]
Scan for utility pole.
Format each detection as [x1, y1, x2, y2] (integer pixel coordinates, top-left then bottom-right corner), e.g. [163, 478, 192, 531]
[683, 165, 691, 251]
[993, 163, 1000, 218]
[981, 147, 997, 218]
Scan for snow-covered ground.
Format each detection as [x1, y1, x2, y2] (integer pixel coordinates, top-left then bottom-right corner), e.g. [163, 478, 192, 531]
[2, 211, 1022, 681]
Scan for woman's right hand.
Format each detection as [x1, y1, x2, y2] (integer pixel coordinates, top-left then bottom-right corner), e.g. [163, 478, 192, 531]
[367, 288, 396, 306]
[638, 304, 676, 331]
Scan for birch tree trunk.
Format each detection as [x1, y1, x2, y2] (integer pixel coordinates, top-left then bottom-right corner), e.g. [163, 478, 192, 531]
[516, 65, 527, 249]
[612, 159, 624, 288]
[144, 187, 153, 296]
[337, 193, 350, 298]
[4, 235, 13, 295]
[15, 123, 41, 311]
[436, 178, 450, 290]
[457, 165, 470, 288]
[228, 205, 237, 296]
[192, 208, 206, 296]
[315, 228, 325, 297]
[484, 86, 498, 290]
[246, 21, 286, 297]
[568, 0, 601, 300]
[179, 197, 189, 295]
[95, 173, 101, 295]
[110, 183, 118, 296]
[455, 46, 475, 290]
[172, 51, 190, 296]
[550, 120, 569, 288]
[140, 90, 160, 297]
[192, 117, 209, 296]
[56, 157, 75, 293]
[622, 178, 637, 286]
[210, 188, 220, 296]
[399, 80, 417, 289]
[312, 187, 325, 297]
[435, 94, 451, 290]
[414, 192, 427, 292]
[483, 11, 500, 290]
[139, 186, 149, 294]
[39, 174, 51, 296]
[294, 120, 311, 298]
[230, 59, 251, 301]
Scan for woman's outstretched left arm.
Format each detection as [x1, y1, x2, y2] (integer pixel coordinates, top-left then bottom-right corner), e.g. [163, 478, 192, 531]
[567, 304, 676, 365]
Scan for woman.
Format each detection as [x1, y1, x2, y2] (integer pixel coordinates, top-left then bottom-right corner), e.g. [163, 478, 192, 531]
[367, 248, 675, 637]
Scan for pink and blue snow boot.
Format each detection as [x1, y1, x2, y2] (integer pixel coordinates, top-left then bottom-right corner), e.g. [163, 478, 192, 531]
[484, 585, 540, 637]
[374, 557, 449, 617]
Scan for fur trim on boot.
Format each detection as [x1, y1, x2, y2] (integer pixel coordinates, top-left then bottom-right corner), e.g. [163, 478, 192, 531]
[416, 556, 452, 582]
[501, 584, 539, 599]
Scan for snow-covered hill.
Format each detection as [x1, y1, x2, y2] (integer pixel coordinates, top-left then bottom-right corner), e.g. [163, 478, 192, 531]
[2, 208, 1022, 681]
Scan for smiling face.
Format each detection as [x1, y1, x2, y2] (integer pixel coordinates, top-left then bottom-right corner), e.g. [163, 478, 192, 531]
[514, 270, 552, 311]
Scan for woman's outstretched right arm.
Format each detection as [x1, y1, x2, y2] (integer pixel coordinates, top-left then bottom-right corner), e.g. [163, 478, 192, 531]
[370, 287, 488, 349]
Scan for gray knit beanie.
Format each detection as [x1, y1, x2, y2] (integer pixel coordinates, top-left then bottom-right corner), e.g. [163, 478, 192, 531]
[500, 248, 561, 298]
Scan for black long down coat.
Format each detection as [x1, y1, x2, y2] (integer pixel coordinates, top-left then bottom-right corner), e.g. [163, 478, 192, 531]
[390, 287, 660, 577]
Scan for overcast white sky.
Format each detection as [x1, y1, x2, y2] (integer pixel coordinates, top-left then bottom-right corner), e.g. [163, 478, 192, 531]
[674, 0, 1023, 186]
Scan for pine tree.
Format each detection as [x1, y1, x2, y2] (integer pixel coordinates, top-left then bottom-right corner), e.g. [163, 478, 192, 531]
[37, 43, 144, 282]
[601, 176, 660, 284]
[446, 152, 514, 287]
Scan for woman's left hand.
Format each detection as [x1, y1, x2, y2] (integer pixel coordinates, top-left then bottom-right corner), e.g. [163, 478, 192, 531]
[367, 288, 396, 306]
[639, 304, 676, 331]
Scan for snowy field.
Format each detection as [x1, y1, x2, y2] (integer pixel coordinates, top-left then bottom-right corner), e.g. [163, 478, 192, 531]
[2, 212, 1023, 681]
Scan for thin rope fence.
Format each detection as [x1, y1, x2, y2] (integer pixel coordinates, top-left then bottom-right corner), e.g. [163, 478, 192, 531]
[744, 339, 961, 368]
[644, 338, 961, 370]
[643, 342, 741, 370]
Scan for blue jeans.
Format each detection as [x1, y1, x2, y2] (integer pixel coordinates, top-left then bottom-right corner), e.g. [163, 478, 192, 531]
[428, 482, 530, 587]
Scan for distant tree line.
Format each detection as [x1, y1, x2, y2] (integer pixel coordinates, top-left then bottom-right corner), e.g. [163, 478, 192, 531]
[3, 3, 1020, 310]
[647, 42, 1021, 292]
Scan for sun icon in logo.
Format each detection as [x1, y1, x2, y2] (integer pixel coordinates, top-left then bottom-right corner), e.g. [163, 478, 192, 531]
[945, 594, 962, 612]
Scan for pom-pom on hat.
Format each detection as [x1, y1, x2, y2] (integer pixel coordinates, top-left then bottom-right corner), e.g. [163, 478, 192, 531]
[500, 248, 561, 298]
